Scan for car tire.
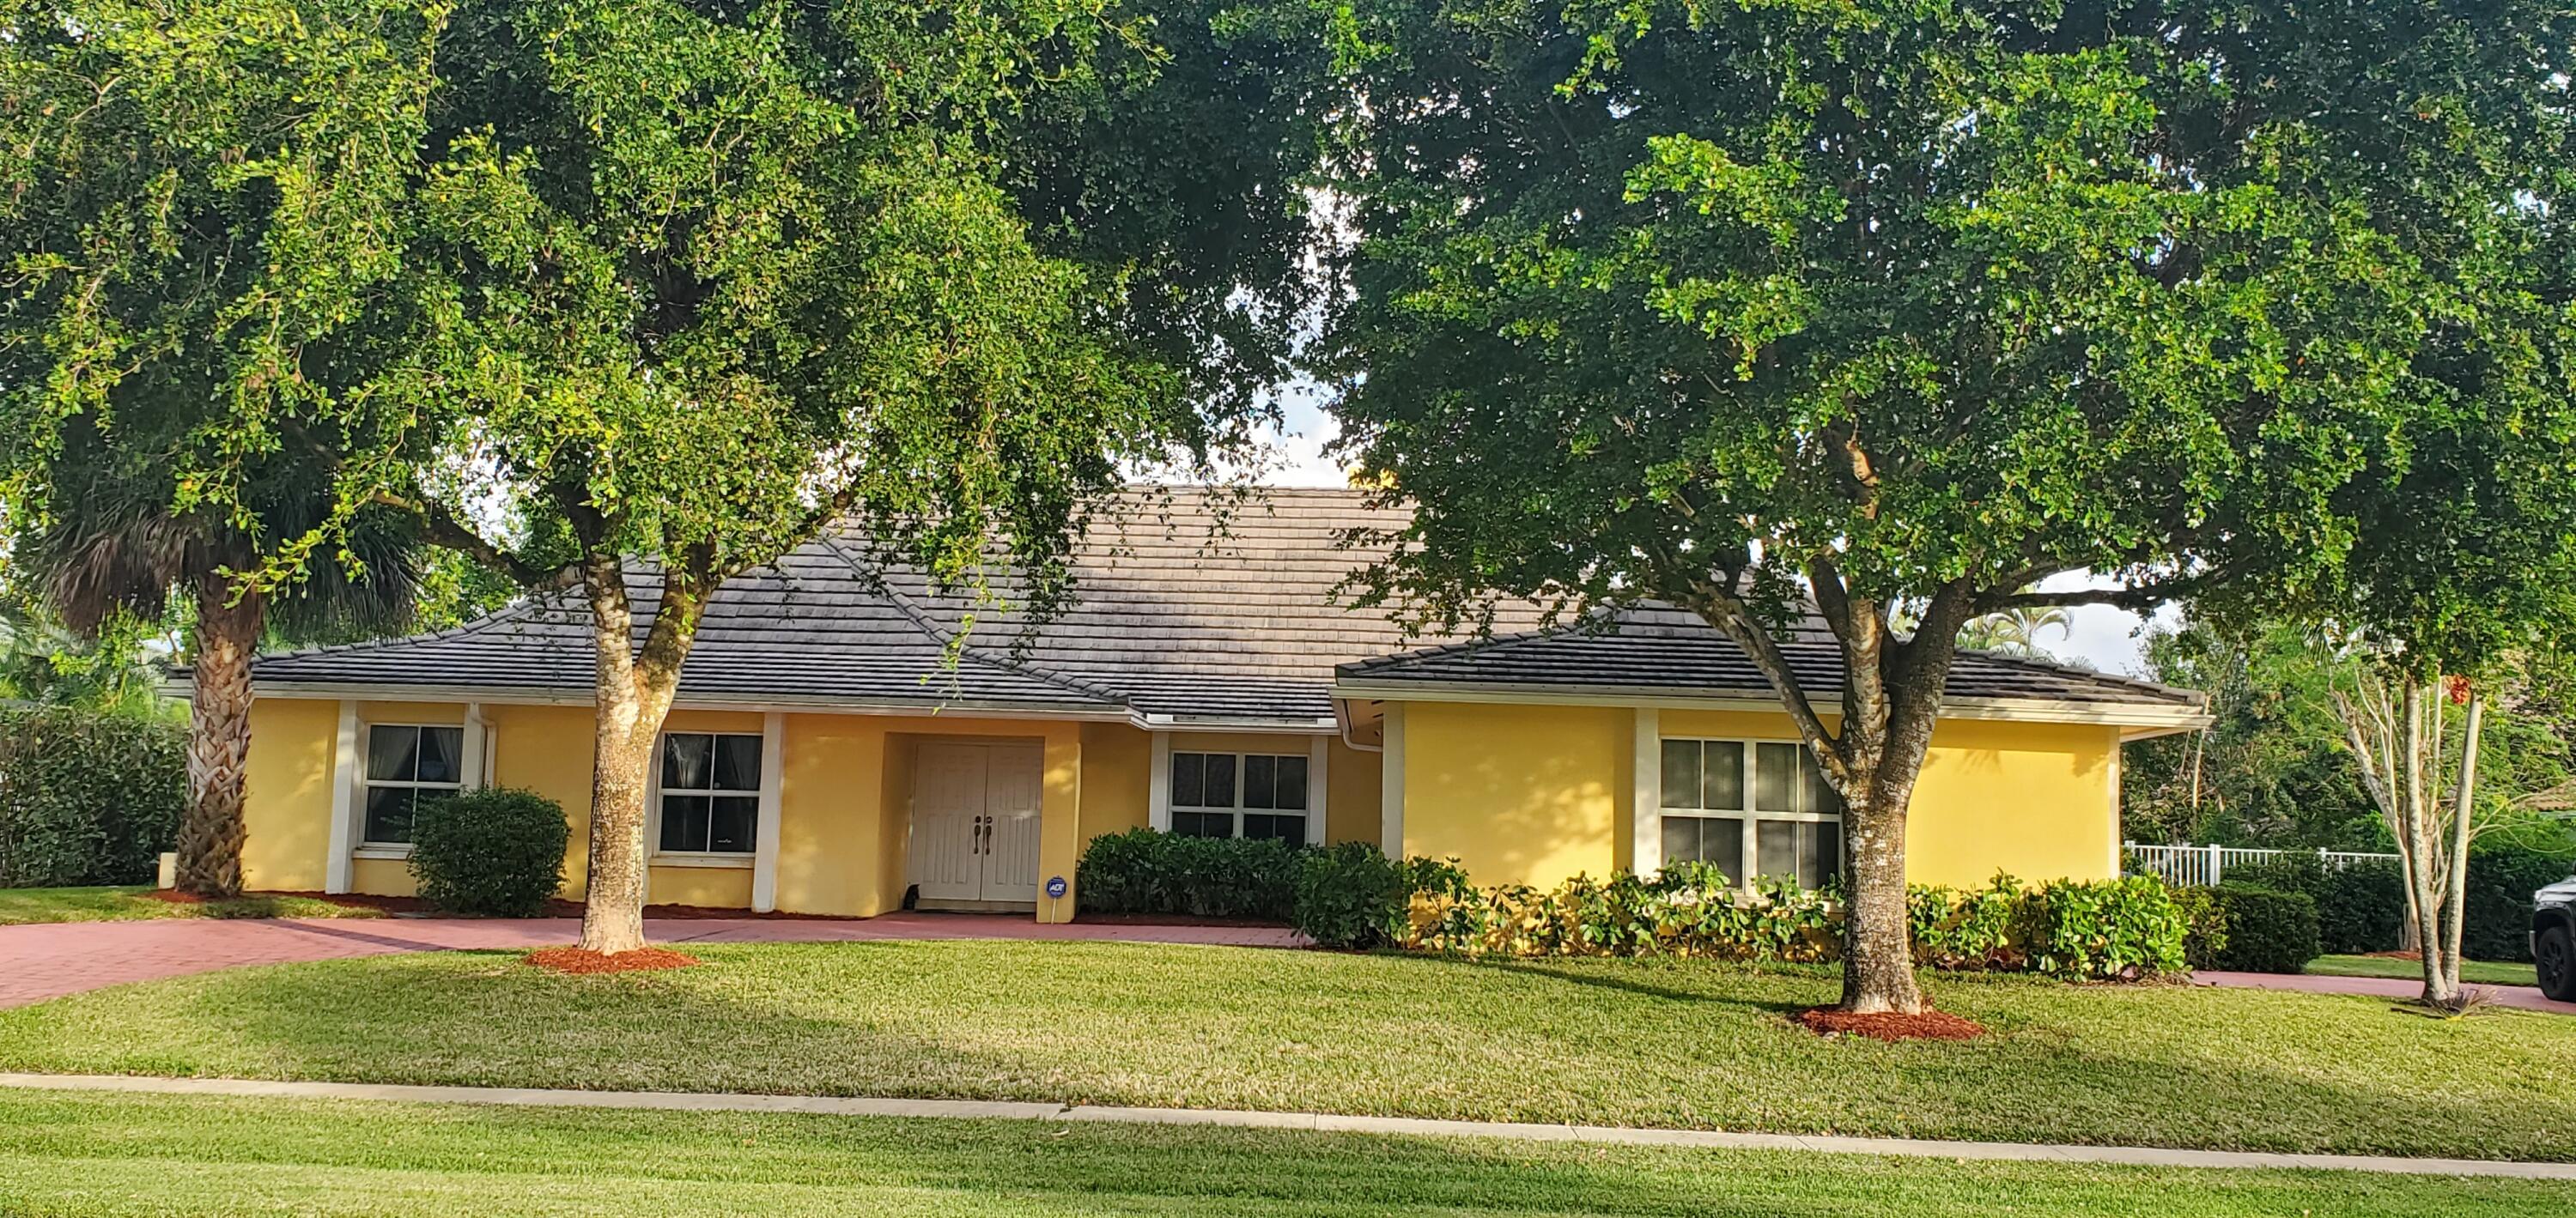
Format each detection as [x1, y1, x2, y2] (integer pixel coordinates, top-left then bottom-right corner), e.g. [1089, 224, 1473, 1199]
[2539, 924, 2576, 1003]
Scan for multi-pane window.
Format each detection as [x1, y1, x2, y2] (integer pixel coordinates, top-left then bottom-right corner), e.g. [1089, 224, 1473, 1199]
[658, 732, 762, 854]
[362, 724, 464, 845]
[1170, 750, 1309, 842]
[1658, 738, 1843, 888]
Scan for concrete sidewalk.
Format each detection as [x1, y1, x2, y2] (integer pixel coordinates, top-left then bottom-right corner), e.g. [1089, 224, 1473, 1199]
[0, 912, 1302, 1009]
[3, 1071, 2567, 1180]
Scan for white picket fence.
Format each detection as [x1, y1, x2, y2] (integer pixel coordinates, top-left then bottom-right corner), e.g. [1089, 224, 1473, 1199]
[2123, 841, 2399, 888]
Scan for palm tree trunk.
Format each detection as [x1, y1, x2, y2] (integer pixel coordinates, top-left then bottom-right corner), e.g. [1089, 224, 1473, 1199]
[180, 573, 264, 897]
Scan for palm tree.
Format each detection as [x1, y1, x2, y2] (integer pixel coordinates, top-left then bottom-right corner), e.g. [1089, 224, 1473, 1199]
[15, 419, 425, 895]
[1958, 606, 2078, 660]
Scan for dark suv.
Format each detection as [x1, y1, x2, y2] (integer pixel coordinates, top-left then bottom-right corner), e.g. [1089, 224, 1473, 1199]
[2538, 876, 2576, 1002]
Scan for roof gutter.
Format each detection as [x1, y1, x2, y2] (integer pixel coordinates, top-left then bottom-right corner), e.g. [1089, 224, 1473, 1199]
[1330, 678, 2213, 736]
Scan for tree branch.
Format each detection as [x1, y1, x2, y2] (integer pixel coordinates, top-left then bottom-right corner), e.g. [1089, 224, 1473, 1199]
[368, 489, 574, 592]
[1679, 572, 1850, 788]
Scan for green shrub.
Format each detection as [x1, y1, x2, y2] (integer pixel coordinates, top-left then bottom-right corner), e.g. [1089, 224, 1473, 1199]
[1399, 861, 1838, 961]
[2012, 876, 2188, 979]
[2229, 853, 2405, 954]
[2465, 845, 2576, 962]
[1075, 828, 1298, 920]
[1291, 841, 1407, 948]
[406, 787, 568, 917]
[2202, 883, 2321, 973]
[1909, 875, 2018, 969]
[2169, 882, 2230, 970]
[0, 706, 185, 887]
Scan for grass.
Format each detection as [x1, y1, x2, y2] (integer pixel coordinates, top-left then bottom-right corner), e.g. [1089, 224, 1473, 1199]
[2306, 953, 2539, 988]
[0, 886, 386, 925]
[0, 1089, 2563, 1217]
[3, 941, 2572, 1160]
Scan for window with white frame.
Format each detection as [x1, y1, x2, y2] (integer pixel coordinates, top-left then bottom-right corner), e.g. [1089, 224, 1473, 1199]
[362, 724, 465, 845]
[1170, 750, 1309, 841]
[657, 731, 762, 854]
[1658, 738, 1842, 888]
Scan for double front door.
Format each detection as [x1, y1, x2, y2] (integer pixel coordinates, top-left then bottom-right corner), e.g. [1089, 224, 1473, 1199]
[909, 742, 1042, 906]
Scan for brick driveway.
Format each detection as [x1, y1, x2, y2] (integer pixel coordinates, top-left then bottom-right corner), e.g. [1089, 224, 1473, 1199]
[2195, 969, 2575, 1015]
[0, 912, 1302, 1009]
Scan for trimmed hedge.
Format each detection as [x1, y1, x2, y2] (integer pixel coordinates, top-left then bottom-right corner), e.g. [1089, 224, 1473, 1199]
[2228, 847, 2576, 962]
[1076, 827, 1298, 920]
[0, 705, 185, 888]
[407, 787, 568, 917]
[2227, 854, 2406, 955]
[2202, 883, 2322, 973]
[2465, 845, 2576, 963]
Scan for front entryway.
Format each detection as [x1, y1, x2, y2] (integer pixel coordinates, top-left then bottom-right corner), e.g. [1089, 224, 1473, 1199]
[908, 742, 1043, 909]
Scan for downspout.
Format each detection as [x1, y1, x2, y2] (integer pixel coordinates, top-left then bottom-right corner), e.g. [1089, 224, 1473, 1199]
[1335, 696, 1384, 753]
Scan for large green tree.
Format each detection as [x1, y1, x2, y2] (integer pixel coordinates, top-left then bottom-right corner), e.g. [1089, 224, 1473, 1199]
[1321, 0, 2576, 1011]
[150, 0, 1315, 953]
[2, 0, 440, 894]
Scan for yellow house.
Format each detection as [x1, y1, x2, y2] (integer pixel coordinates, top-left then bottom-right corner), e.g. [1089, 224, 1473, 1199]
[226, 488, 2207, 922]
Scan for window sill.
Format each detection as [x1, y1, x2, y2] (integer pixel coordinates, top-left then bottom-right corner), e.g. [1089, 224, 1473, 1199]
[651, 852, 755, 870]
[351, 845, 414, 860]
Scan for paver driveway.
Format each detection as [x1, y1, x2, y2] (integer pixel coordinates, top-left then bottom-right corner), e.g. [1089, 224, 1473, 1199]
[0, 912, 1301, 1009]
[2194, 969, 2575, 1015]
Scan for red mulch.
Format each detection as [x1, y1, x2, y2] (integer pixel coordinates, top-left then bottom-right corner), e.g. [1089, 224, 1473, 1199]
[2365, 949, 2425, 961]
[1795, 1007, 1987, 1042]
[526, 946, 701, 974]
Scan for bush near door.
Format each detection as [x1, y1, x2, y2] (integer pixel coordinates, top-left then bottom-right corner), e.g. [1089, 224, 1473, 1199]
[1076, 828, 1297, 920]
[0, 705, 185, 888]
[406, 788, 568, 917]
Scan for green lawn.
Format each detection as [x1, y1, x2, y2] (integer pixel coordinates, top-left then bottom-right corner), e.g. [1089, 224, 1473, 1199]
[3, 941, 2571, 1160]
[0, 1089, 2561, 1217]
[0, 886, 386, 925]
[2306, 953, 2539, 988]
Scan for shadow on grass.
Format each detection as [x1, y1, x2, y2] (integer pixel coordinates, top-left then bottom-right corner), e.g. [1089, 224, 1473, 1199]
[1455, 955, 1818, 1013]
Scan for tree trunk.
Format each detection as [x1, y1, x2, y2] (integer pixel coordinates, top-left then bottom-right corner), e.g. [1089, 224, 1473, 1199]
[2397, 682, 2459, 1006]
[1838, 781, 1923, 1014]
[1686, 568, 1967, 1016]
[576, 554, 706, 956]
[2439, 691, 2484, 997]
[180, 573, 264, 897]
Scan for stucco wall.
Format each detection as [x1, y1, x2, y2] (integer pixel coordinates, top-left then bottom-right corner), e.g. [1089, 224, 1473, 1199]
[1400, 702, 1631, 886]
[1401, 700, 2121, 890]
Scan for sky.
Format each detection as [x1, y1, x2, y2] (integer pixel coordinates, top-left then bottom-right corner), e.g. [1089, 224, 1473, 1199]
[1248, 390, 2178, 679]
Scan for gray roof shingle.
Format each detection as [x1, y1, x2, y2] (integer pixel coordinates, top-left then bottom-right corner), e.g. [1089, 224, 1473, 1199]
[1336, 603, 2204, 712]
[250, 487, 2199, 724]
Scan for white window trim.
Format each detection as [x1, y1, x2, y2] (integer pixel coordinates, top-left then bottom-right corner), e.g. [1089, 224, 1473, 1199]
[1150, 737, 1327, 846]
[1649, 733, 1844, 889]
[356, 721, 469, 850]
[646, 726, 771, 862]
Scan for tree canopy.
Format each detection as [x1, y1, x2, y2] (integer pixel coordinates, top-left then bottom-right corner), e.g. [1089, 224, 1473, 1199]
[1320, 0, 2576, 1010]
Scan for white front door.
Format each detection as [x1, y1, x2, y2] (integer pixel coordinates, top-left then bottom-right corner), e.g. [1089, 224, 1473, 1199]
[908, 742, 1045, 906]
[909, 743, 987, 903]
[980, 744, 1044, 904]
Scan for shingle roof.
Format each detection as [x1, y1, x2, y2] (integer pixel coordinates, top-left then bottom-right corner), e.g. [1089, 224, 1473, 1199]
[1336, 603, 2205, 713]
[251, 486, 2201, 724]
[252, 488, 1537, 723]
